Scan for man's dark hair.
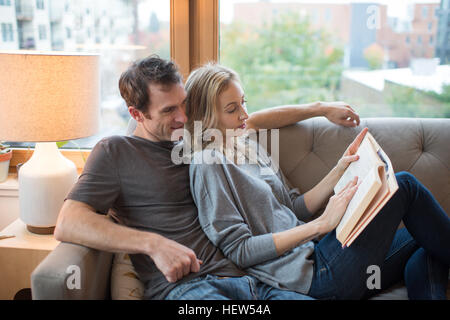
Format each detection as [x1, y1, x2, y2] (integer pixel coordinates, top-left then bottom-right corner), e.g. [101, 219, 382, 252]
[119, 55, 183, 113]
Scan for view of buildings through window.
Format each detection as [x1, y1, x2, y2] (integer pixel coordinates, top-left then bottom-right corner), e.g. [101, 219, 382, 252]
[0, 0, 170, 148]
[219, 0, 450, 118]
[1, 1, 449, 150]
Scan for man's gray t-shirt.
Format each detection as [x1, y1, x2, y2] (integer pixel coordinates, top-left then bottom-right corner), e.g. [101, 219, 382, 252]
[67, 135, 244, 299]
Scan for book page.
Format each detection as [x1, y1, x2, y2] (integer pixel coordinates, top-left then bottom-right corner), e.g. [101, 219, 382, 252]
[344, 163, 399, 247]
[334, 134, 382, 195]
[342, 135, 399, 247]
[343, 169, 389, 247]
[332, 131, 399, 247]
[336, 166, 382, 241]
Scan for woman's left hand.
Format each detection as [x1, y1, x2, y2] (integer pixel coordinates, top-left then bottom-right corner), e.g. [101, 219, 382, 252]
[335, 127, 369, 175]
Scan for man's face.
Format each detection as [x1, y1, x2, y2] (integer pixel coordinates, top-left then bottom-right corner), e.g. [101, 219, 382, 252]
[134, 82, 188, 142]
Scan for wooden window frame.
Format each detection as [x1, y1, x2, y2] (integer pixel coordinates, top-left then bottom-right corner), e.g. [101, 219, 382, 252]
[171, 0, 219, 79]
[9, 0, 220, 173]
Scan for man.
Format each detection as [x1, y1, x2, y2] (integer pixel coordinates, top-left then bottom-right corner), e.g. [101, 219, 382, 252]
[55, 55, 360, 300]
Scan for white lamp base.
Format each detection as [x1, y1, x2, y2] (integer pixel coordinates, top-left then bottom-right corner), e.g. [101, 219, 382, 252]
[18, 142, 78, 234]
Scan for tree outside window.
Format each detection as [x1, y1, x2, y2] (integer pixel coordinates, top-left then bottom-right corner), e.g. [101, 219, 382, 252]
[220, 1, 448, 119]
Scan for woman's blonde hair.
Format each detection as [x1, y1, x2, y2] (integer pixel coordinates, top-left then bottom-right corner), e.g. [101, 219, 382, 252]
[185, 63, 241, 150]
[184, 63, 271, 169]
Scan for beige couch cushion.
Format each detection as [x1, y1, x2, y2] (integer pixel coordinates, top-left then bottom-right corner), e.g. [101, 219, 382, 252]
[110, 253, 144, 300]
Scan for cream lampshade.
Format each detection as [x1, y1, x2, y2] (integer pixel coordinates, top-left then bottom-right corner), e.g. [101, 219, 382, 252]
[0, 51, 100, 234]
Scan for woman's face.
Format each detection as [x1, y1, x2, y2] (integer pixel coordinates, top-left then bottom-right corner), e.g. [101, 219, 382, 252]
[217, 80, 249, 136]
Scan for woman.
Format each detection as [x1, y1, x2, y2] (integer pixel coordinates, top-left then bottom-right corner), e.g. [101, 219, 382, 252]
[185, 63, 450, 300]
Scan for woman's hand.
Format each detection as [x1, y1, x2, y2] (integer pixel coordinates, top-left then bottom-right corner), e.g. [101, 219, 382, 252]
[317, 176, 360, 234]
[335, 127, 369, 175]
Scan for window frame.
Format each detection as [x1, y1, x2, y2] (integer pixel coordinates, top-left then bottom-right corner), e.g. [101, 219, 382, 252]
[171, 0, 219, 79]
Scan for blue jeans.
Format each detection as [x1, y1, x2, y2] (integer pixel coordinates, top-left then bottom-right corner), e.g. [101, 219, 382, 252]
[308, 172, 450, 300]
[165, 275, 314, 300]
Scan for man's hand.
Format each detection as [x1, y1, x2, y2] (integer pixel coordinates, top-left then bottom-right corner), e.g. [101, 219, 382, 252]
[321, 101, 360, 127]
[147, 233, 203, 283]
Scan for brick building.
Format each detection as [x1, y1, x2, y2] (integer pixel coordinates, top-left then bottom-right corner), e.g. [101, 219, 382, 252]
[232, 1, 441, 68]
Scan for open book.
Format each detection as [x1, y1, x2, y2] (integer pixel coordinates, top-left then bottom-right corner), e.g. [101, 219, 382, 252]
[334, 131, 398, 247]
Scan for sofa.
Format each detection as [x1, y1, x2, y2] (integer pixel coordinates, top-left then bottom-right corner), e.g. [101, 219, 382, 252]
[31, 117, 450, 299]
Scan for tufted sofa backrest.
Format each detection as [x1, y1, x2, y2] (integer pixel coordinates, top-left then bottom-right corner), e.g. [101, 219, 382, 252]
[275, 117, 450, 216]
[126, 117, 450, 215]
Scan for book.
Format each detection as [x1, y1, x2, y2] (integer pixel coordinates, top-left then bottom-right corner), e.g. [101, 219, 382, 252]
[334, 131, 398, 247]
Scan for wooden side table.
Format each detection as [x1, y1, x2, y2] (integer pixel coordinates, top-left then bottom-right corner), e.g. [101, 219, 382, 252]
[0, 219, 59, 299]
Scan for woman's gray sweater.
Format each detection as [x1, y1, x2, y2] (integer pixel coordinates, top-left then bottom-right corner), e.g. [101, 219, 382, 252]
[189, 139, 316, 294]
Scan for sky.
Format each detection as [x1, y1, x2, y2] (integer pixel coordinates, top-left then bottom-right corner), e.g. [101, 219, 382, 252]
[138, 1, 170, 24]
[136, 0, 441, 25]
[220, 0, 442, 23]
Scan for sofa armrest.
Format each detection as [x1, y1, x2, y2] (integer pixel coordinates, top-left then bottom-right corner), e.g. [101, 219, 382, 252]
[31, 242, 114, 300]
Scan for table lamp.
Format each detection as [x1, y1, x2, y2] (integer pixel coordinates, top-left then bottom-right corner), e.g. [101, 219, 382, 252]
[0, 51, 100, 234]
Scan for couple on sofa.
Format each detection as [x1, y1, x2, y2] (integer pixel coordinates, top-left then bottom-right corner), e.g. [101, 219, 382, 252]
[54, 55, 450, 300]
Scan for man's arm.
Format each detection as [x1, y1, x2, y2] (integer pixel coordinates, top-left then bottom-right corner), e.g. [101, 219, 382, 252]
[55, 200, 202, 283]
[246, 101, 360, 130]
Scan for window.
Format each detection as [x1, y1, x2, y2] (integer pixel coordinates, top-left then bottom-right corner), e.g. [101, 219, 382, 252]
[428, 22, 433, 31]
[7, 23, 12, 41]
[36, 0, 45, 10]
[38, 25, 46, 40]
[1, 23, 6, 41]
[1, 0, 171, 149]
[422, 6, 428, 19]
[324, 8, 332, 22]
[1, 23, 13, 42]
[220, 0, 449, 119]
